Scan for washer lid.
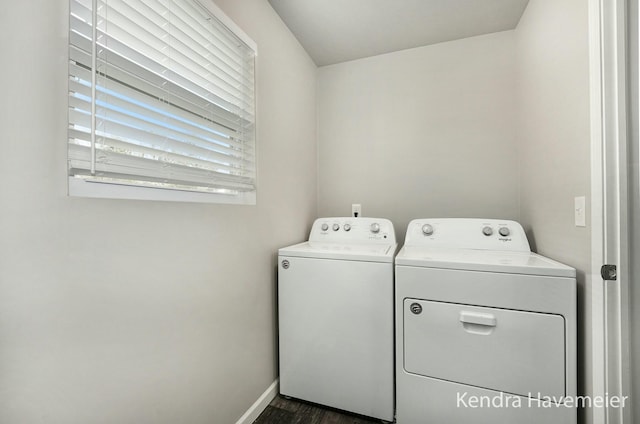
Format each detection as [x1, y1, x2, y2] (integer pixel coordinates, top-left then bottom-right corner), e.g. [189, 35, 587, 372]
[395, 246, 576, 278]
[279, 241, 397, 263]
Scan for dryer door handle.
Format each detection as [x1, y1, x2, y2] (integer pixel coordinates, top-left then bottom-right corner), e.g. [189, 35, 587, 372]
[459, 311, 497, 327]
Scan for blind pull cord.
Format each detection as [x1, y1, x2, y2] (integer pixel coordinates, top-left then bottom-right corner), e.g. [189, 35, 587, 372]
[90, 0, 98, 175]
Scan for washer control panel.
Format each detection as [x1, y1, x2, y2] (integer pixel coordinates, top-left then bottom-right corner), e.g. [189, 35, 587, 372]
[404, 218, 530, 252]
[310, 217, 396, 244]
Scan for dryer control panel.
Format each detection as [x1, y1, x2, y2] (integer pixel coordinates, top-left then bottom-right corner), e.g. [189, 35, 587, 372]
[310, 217, 396, 244]
[404, 218, 530, 252]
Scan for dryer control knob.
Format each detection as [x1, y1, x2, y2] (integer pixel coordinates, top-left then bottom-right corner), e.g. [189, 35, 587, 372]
[499, 227, 510, 237]
[321, 223, 329, 231]
[332, 223, 340, 231]
[370, 223, 381, 234]
[344, 224, 351, 232]
[421, 224, 434, 236]
[482, 226, 494, 236]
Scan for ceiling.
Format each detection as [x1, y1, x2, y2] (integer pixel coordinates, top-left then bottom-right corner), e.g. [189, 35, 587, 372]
[267, 0, 530, 66]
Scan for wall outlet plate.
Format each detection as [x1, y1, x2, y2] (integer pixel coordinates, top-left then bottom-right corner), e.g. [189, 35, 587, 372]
[352, 204, 362, 218]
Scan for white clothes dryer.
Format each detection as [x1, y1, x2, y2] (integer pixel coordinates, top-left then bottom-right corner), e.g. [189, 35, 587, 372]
[278, 217, 396, 421]
[395, 218, 577, 424]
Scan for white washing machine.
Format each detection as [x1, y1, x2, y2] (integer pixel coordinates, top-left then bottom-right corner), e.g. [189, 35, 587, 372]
[395, 218, 577, 424]
[278, 217, 396, 421]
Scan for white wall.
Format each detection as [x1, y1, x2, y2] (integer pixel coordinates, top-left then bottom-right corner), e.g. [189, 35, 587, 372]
[317, 31, 519, 240]
[514, 0, 592, 422]
[0, 0, 317, 423]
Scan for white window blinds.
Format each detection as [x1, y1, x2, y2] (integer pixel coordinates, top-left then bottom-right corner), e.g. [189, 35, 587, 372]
[68, 0, 256, 202]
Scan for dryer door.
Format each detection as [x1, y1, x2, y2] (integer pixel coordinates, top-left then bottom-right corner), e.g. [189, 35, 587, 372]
[403, 299, 566, 398]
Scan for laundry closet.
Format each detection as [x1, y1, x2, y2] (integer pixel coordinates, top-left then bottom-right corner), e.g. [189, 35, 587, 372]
[0, 0, 596, 423]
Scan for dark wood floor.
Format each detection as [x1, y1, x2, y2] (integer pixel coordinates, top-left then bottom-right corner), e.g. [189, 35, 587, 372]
[253, 395, 383, 424]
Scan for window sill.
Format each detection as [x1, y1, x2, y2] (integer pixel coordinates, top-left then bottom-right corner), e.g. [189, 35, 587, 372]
[68, 177, 256, 205]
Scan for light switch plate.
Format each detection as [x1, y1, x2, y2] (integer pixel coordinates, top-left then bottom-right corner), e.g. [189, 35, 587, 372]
[575, 196, 586, 227]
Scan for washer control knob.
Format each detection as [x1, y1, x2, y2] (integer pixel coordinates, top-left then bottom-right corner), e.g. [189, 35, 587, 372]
[482, 226, 494, 236]
[370, 223, 381, 234]
[321, 223, 329, 231]
[332, 223, 340, 231]
[343, 224, 351, 232]
[499, 227, 510, 237]
[421, 224, 434, 236]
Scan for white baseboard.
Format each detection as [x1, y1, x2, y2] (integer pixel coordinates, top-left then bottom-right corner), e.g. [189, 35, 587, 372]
[234, 378, 279, 424]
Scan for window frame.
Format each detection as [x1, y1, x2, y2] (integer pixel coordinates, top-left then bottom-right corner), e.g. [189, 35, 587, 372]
[67, 0, 258, 205]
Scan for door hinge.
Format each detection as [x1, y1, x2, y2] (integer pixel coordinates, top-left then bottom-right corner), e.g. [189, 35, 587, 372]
[601, 264, 617, 281]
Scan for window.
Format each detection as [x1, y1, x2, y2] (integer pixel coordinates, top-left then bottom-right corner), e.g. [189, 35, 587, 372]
[68, 0, 257, 204]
